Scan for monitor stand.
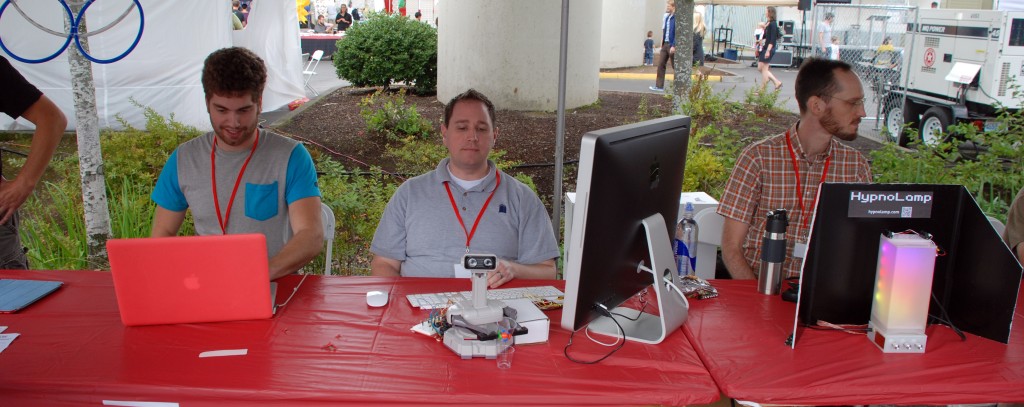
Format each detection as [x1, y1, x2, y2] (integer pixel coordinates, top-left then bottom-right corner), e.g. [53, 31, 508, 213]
[588, 213, 690, 344]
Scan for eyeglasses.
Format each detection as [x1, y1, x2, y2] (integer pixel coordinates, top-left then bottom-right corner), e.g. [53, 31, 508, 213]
[829, 96, 866, 107]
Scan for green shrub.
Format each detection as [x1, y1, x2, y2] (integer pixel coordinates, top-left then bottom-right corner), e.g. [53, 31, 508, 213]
[678, 72, 731, 127]
[743, 85, 785, 115]
[16, 106, 201, 270]
[314, 158, 396, 275]
[682, 124, 742, 199]
[384, 136, 448, 175]
[333, 12, 437, 94]
[358, 90, 436, 142]
[870, 107, 1024, 223]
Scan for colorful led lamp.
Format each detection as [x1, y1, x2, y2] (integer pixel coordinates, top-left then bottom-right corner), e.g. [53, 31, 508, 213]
[868, 232, 937, 354]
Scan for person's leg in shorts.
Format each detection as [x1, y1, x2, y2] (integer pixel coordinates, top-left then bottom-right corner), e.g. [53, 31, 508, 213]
[0, 211, 29, 269]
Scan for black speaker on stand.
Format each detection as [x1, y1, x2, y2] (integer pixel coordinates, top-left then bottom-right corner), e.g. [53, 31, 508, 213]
[795, 0, 810, 68]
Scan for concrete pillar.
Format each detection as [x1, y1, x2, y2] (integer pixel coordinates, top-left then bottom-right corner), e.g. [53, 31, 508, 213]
[437, 0, 601, 111]
[599, 0, 675, 69]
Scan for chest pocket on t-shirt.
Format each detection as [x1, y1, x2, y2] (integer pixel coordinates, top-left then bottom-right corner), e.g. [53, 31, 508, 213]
[245, 182, 279, 221]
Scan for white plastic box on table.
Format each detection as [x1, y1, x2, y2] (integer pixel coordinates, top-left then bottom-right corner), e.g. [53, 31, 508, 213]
[505, 298, 549, 345]
[564, 192, 720, 280]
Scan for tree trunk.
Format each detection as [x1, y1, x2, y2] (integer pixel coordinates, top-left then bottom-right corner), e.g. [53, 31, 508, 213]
[66, 3, 113, 268]
[673, 0, 695, 112]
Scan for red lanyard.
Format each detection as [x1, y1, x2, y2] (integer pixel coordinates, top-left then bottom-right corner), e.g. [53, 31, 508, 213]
[211, 134, 260, 235]
[444, 170, 501, 253]
[785, 129, 830, 233]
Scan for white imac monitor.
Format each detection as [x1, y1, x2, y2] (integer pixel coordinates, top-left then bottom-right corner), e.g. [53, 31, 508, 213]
[560, 115, 692, 344]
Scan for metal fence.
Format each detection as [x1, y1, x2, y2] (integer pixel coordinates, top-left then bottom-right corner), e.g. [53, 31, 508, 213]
[811, 4, 918, 143]
[706, 5, 774, 57]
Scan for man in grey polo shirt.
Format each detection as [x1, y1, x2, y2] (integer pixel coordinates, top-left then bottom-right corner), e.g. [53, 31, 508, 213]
[151, 47, 324, 280]
[370, 89, 559, 288]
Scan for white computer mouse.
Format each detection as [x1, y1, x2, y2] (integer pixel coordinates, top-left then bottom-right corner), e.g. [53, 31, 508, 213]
[366, 290, 388, 307]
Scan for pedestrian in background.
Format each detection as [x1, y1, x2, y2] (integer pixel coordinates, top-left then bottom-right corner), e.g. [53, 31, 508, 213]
[758, 7, 783, 91]
[335, 4, 352, 32]
[817, 13, 835, 58]
[650, 1, 676, 92]
[643, 31, 654, 66]
[693, 12, 707, 67]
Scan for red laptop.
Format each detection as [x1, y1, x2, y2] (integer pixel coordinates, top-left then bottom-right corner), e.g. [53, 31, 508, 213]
[107, 234, 273, 326]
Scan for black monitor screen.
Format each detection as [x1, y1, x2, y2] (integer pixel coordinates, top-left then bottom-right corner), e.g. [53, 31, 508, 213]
[795, 183, 1022, 344]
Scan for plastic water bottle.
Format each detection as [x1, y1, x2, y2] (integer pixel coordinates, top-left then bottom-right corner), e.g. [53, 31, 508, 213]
[674, 202, 699, 277]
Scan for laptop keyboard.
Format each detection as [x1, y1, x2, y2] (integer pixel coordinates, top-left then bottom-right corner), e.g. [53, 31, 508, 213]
[406, 285, 565, 309]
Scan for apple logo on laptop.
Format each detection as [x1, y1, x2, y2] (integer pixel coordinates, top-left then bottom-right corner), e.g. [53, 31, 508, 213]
[184, 274, 201, 290]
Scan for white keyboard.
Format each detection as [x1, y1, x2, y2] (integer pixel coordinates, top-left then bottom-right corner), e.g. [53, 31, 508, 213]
[406, 285, 565, 309]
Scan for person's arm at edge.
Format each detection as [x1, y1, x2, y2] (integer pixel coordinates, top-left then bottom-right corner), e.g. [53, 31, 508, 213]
[722, 217, 756, 280]
[269, 196, 323, 280]
[151, 206, 186, 237]
[370, 255, 402, 277]
[0, 94, 66, 224]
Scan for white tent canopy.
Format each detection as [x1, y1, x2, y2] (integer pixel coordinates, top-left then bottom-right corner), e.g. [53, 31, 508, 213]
[0, 0, 305, 132]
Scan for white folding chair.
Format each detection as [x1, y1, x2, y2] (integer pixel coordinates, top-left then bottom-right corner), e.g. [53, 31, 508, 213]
[693, 207, 724, 280]
[303, 50, 324, 96]
[320, 203, 336, 275]
[988, 216, 1006, 238]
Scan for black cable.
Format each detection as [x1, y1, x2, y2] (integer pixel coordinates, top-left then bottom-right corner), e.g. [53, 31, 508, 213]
[0, 147, 28, 157]
[929, 291, 967, 341]
[611, 301, 649, 321]
[508, 160, 580, 169]
[563, 305, 627, 364]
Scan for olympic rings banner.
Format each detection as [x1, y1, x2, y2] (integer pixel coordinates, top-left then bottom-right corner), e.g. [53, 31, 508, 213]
[0, 0, 306, 132]
[0, 0, 144, 64]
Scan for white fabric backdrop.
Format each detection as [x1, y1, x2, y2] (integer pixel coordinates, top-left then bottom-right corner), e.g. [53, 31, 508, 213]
[0, 0, 304, 131]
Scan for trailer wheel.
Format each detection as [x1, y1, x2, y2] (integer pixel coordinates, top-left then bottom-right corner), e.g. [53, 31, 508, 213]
[883, 100, 904, 144]
[899, 99, 926, 147]
[919, 107, 952, 146]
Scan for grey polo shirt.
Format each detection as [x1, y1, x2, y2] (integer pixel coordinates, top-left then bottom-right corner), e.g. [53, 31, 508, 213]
[371, 159, 560, 277]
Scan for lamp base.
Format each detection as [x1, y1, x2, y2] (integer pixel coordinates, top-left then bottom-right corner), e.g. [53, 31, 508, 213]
[868, 325, 927, 353]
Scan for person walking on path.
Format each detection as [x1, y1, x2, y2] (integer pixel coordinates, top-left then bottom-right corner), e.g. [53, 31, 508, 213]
[650, 1, 676, 92]
[693, 12, 707, 67]
[758, 7, 783, 91]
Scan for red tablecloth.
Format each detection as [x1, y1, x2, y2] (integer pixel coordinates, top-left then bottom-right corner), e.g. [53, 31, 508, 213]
[685, 279, 1024, 405]
[0, 270, 719, 406]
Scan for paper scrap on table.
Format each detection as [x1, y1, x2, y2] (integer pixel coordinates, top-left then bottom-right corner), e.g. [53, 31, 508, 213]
[102, 401, 179, 407]
[198, 349, 248, 358]
[0, 333, 19, 353]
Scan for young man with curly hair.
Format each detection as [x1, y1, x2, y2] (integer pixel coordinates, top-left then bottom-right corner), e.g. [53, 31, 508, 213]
[151, 47, 323, 280]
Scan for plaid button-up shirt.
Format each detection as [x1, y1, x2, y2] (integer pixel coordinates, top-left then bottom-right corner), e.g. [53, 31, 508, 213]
[718, 123, 872, 278]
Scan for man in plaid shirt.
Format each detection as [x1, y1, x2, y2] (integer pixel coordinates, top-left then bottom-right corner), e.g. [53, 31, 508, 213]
[718, 58, 873, 280]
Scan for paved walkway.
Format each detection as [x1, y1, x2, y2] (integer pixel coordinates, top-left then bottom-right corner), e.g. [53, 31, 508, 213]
[596, 61, 887, 144]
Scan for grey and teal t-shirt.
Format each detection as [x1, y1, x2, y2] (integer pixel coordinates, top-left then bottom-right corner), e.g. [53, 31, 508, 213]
[152, 129, 320, 258]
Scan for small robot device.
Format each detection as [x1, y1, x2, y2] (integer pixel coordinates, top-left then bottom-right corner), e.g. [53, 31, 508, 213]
[443, 254, 524, 359]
